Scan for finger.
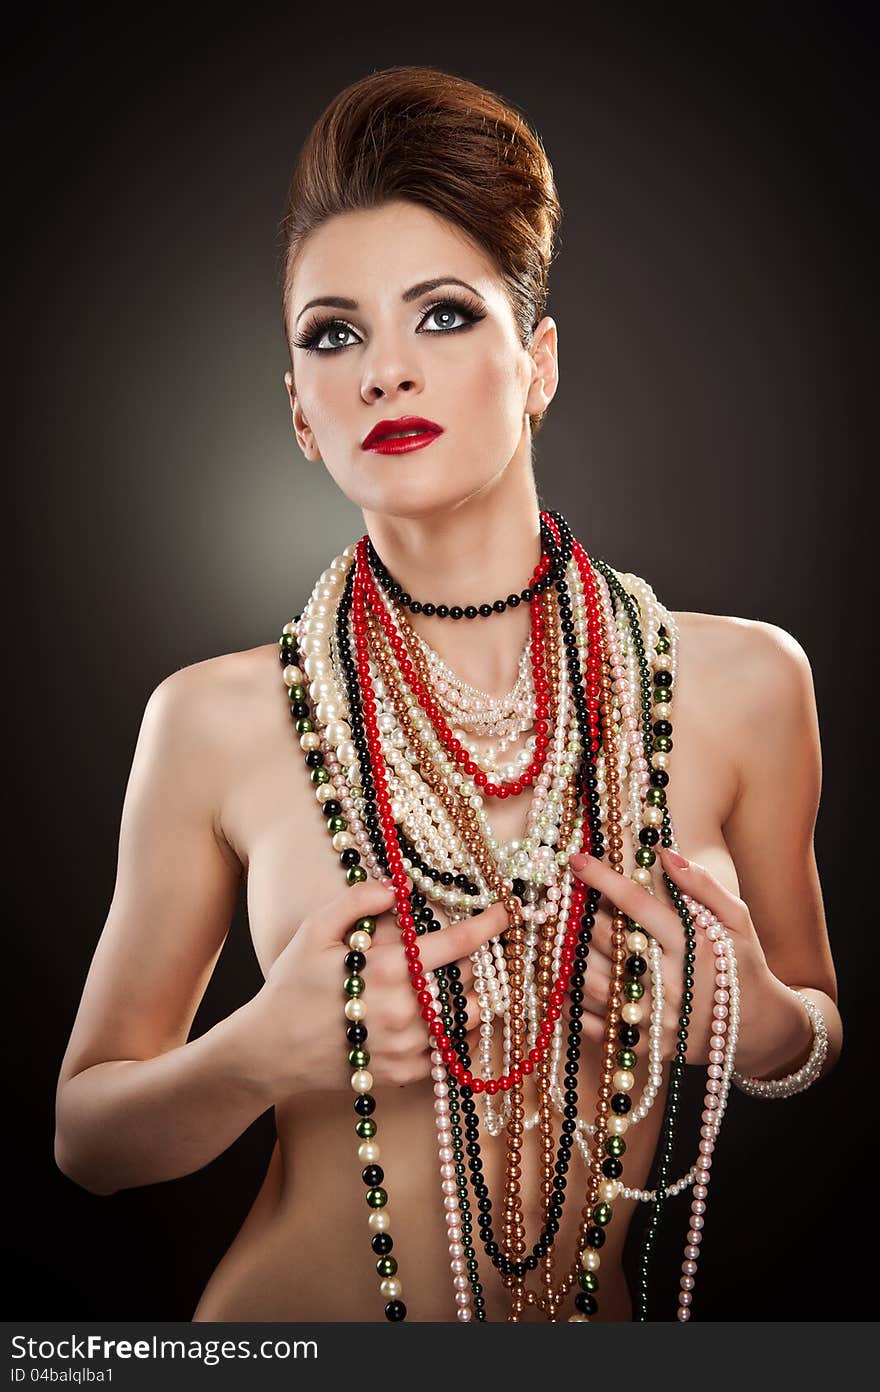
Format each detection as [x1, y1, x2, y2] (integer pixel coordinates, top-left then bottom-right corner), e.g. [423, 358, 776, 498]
[370, 929, 480, 985]
[381, 1041, 435, 1089]
[367, 936, 477, 996]
[383, 1018, 441, 1060]
[369, 911, 410, 951]
[582, 966, 613, 1013]
[427, 987, 484, 1031]
[569, 853, 684, 953]
[579, 1011, 607, 1042]
[656, 847, 752, 934]
[428, 946, 478, 979]
[455, 956, 476, 990]
[419, 901, 508, 974]
[459, 990, 483, 1028]
[584, 891, 645, 941]
[585, 903, 617, 954]
[581, 941, 614, 980]
[304, 876, 400, 946]
[426, 992, 484, 1064]
[403, 983, 484, 1032]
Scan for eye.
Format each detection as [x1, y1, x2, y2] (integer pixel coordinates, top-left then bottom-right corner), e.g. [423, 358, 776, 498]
[292, 294, 485, 354]
[418, 298, 484, 333]
[294, 321, 362, 353]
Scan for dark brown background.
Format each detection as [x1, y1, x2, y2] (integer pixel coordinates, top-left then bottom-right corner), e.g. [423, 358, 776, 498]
[6, 7, 875, 1320]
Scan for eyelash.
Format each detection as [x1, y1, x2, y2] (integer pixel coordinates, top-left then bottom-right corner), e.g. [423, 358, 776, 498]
[291, 295, 487, 354]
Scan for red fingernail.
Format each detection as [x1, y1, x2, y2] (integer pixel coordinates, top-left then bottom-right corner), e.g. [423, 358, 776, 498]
[664, 849, 689, 869]
[570, 853, 590, 870]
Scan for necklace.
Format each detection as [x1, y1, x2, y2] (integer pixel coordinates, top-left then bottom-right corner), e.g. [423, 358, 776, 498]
[366, 513, 563, 619]
[408, 624, 534, 744]
[279, 508, 740, 1322]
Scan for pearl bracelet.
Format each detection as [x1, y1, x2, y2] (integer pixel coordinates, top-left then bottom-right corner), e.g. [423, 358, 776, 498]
[732, 988, 828, 1099]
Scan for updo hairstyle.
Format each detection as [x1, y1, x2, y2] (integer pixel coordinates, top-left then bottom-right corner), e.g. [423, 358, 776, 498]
[279, 65, 562, 435]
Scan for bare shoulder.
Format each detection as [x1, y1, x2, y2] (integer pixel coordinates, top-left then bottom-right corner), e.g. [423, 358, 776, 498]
[669, 610, 819, 797]
[670, 609, 813, 689]
[149, 640, 290, 869]
[154, 640, 285, 726]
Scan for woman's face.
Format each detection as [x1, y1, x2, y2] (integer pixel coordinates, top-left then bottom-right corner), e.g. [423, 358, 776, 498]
[284, 199, 557, 519]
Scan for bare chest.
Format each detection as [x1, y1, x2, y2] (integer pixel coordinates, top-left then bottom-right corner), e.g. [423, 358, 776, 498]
[220, 614, 741, 978]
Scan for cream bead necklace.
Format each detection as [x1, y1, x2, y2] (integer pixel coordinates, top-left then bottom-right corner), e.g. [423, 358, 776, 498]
[300, 549, 585, 918]
[481, 559, 671, 1142]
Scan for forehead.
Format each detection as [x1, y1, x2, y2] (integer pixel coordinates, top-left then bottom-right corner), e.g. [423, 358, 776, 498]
[290, 200, 500, 302]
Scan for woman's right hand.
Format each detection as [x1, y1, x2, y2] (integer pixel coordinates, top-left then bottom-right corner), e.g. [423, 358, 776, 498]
[247, 876, 511, 1100]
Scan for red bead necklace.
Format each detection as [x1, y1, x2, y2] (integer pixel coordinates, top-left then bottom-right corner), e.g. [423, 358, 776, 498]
[355, 537, 553, 798]
[349, 512, 608, 1092]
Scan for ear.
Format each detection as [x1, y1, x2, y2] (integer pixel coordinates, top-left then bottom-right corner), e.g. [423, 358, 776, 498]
[525, 316, 559, 418]
[284, 371, 322, 462]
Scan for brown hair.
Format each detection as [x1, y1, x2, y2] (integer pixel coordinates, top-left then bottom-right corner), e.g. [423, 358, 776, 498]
[278, 65, 562, 435]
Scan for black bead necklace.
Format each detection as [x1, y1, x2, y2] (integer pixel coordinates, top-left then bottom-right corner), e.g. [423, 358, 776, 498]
[366, 513, 566, 619]
[431, 517, 605, 1287]
[334, 558, 487, 1315]
[280, 625, 407, 1320]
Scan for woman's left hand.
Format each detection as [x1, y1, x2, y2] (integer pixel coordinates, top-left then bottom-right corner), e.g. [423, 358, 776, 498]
[567, 846, 795, 1070]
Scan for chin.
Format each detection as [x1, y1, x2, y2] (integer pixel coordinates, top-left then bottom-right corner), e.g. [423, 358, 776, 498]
[364, 473, 504, 521]
[351, 454, 511, 518]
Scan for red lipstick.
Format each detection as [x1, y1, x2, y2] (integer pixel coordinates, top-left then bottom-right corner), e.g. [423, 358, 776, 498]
[361, 416, 444, 454]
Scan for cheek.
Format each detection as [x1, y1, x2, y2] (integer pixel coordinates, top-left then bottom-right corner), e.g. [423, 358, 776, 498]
[298, 370, 349, 438]
[440, 348, 529, 473]
[463, 342, 527, 416]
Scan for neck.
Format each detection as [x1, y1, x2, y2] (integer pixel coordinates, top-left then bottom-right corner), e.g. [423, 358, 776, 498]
[361, 449, 544, 701]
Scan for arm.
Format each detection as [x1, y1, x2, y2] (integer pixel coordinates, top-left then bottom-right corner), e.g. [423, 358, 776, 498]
[54, 659, 273, 1197]
[568, 616, 843, 1085]
[720, 620, 842, 1081]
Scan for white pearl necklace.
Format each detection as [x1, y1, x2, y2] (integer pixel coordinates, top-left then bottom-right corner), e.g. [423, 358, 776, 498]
[411, 625, 536, 741]
[294, 542, 725, 1207]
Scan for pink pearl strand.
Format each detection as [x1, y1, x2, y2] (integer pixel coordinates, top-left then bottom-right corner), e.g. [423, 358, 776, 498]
[580, 566, 743, 1323]
[430, 960, 485, 1322]
[427, 976, 474, 1323]
[675, 894, 740, 1322]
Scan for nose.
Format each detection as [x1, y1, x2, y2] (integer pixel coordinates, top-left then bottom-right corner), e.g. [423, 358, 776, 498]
[360, 335, 423, 405]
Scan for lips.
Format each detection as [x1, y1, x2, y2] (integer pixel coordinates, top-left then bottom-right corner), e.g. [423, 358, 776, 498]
[361, 416, 444, 450]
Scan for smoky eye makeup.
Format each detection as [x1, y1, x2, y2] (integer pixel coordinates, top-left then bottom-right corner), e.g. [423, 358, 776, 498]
[291, 292, 488, 354]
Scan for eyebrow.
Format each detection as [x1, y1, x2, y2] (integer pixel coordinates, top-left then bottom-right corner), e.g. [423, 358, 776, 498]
[294, 277, 482, 325]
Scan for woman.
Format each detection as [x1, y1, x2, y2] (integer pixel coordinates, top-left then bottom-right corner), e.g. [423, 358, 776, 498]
[53, 65, 841, 1323]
